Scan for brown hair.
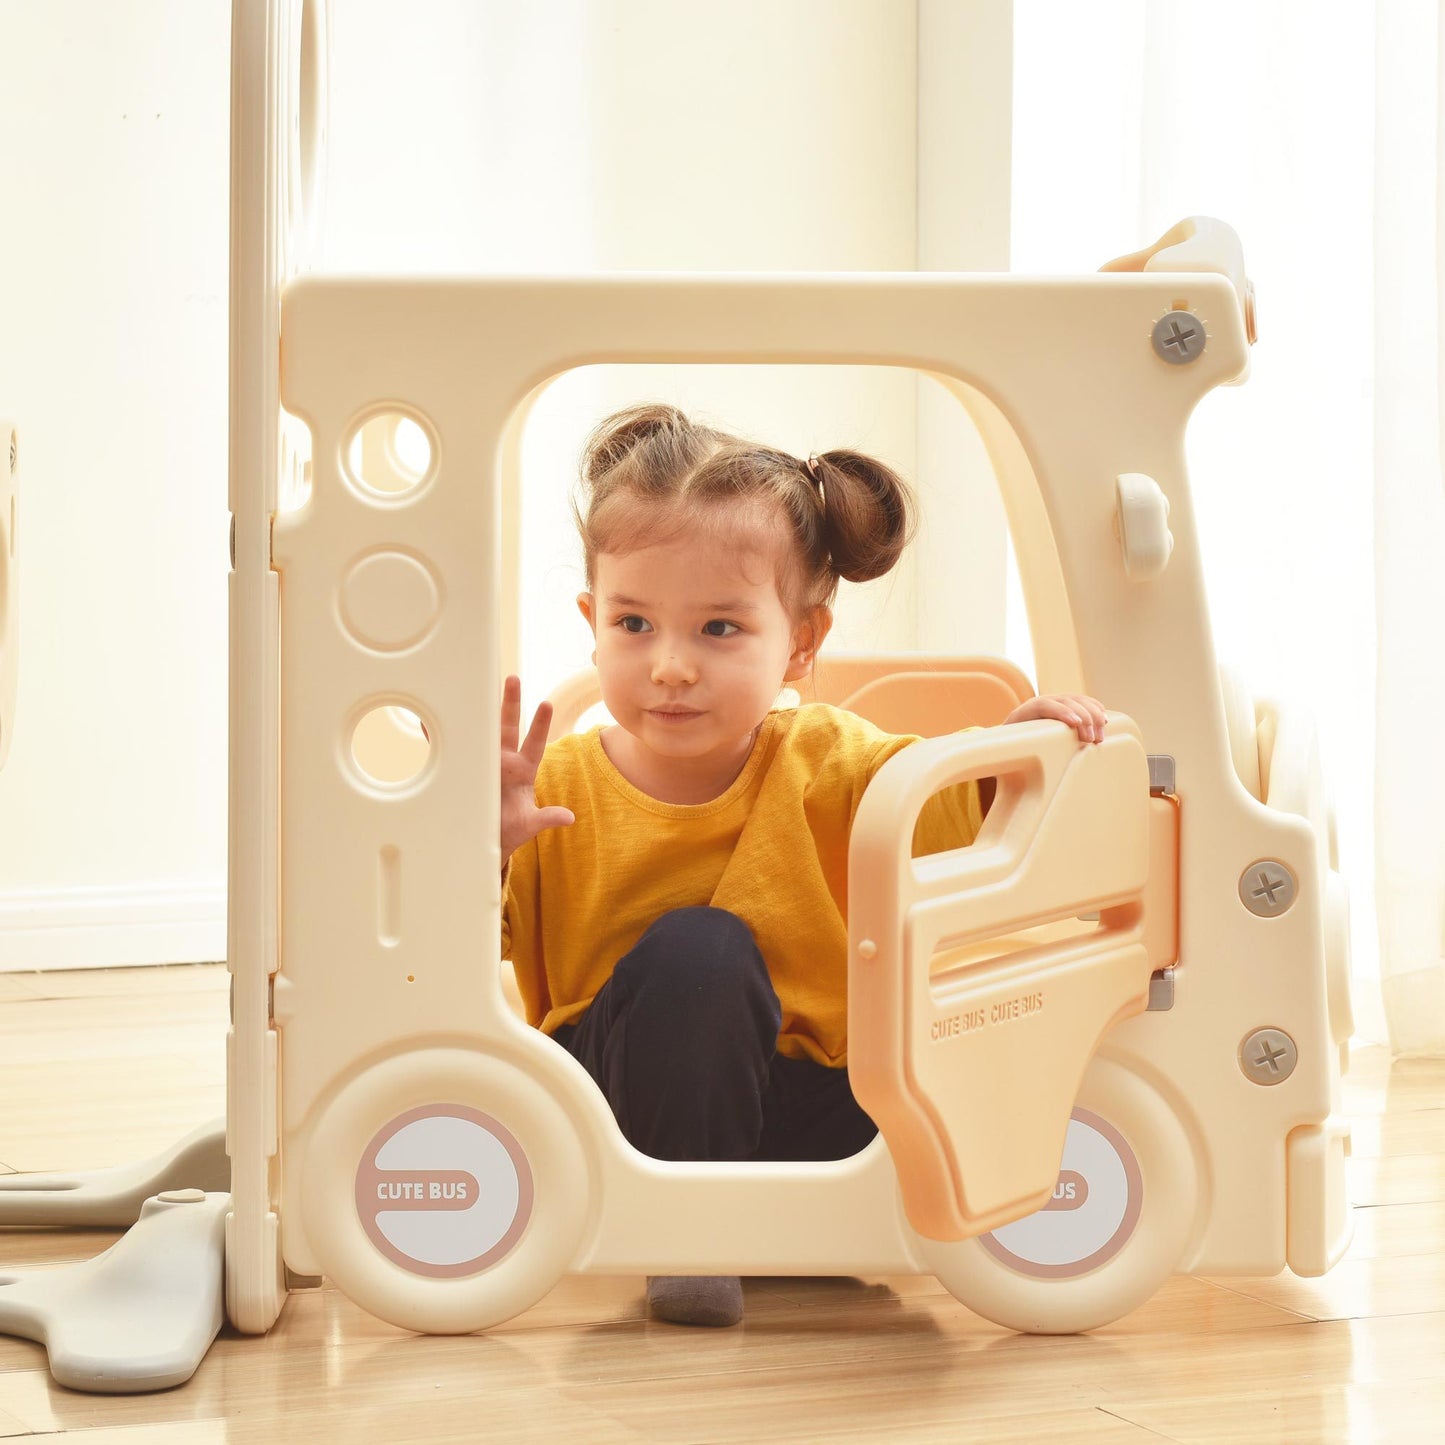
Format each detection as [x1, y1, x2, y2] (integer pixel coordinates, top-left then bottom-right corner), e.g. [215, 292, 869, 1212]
[572, 402, 916, 621]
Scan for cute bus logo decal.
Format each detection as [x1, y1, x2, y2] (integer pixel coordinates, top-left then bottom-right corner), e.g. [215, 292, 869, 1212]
[980, 1108, 1142, 1279]
[355, 1104, 534, 1278]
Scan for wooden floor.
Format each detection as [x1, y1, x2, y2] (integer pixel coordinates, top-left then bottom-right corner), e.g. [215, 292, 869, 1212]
[0, 964, 1441, 1443]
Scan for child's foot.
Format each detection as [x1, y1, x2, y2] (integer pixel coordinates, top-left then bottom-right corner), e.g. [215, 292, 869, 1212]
[645, 1275, 743, 1327]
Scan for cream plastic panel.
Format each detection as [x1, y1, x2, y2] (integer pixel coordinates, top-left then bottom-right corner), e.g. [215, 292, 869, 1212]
[263, 226, 1348, 1329]
[0, 420, 16, 771]
[226, 0, 330, 1334]
[849, 716, 1153, 1240]
[1286, 1116, 1353, 1276]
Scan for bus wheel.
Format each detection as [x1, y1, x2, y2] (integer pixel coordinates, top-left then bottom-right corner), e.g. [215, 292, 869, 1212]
[919, 1055, 1201, 1334]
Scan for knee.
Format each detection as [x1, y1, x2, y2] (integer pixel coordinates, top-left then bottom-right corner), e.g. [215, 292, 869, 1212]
[637, 906, 758, 962]
[622, 907, 776, 1014]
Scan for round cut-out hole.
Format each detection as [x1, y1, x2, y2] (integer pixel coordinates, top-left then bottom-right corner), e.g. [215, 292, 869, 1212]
[351, 705, 432, 786]
[346, 412, 435, 497]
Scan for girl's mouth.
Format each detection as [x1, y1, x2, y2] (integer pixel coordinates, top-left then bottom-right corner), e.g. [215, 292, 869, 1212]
[648, 709, 703, 723]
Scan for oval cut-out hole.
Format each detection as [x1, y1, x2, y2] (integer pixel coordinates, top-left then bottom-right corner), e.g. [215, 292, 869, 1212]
[346, 412, 435, 497]
[352, 705, 432, 786]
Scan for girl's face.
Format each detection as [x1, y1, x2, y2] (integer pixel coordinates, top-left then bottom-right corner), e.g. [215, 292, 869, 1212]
[579, 531, 826, 767]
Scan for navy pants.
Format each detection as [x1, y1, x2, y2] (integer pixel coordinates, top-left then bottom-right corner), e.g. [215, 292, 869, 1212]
[552, 906, 878, 1163]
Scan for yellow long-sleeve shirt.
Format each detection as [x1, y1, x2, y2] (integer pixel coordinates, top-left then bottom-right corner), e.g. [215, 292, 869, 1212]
[502, 702, 983, 1068]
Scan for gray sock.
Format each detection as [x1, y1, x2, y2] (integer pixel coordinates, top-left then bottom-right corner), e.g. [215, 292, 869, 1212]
[645, 1275, 744, 1327]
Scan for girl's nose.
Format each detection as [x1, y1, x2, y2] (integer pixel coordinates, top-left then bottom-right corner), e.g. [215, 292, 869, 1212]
[651, 648, 697, 685]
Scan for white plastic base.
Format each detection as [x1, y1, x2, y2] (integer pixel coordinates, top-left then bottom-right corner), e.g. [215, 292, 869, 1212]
[0, 1190, 229, 1393]
[0, 1118, 227, 1226]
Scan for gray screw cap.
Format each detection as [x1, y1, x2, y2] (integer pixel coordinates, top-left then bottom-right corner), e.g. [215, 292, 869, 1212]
[1152, 311, 1207, 364]
[1239, 1028, 1298, 1086]
[1239, 860, 1297, 917]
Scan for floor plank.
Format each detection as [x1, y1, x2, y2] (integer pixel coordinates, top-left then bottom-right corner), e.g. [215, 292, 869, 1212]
[4, 964, 228, 1001]
[1206, 1252, 1445, 1323]
[1348, 1200, 1445, 1258]
[1346, 1106, 1445, 1158]
[0, 1056, 223, 1172]
[1105, 1374, 1445, 1445]
[1346, 1151, 1445, 1208]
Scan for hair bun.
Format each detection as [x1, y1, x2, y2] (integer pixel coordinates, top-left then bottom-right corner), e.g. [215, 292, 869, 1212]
[580, 403, 692, 486]
[812, 449, 914, 584]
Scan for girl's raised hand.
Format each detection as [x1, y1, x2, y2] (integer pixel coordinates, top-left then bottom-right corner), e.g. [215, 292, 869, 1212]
[1004, 693, 1109, 744]
[500, 674, 575, 860]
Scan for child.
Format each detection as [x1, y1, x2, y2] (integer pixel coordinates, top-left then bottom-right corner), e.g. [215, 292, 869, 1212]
[499, 403, 1107, 1328]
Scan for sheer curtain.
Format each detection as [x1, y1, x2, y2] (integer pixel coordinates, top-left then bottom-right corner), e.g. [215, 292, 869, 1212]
[1373, 1, 1445, 1053]
[1010, 2, 1387, 1037]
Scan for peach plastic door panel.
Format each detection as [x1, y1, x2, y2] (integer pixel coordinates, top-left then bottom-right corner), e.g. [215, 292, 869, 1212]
[849, 716, 1154, 1242]
[814, 655, 1034, 737]
[545, 654, 1035, 739]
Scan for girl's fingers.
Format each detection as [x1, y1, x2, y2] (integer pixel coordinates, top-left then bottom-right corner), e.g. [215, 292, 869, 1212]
[1073, 695, 1108, 743]
[520, 699, 554, 762]
[1013, 693, 1108, 742]
[1043, 697, 1090, 741]
[500, 674, 522, 751]
[536, 806, 575, 834]
[1046, 694, 1106, 743]
[1056, 696, 1092, 741]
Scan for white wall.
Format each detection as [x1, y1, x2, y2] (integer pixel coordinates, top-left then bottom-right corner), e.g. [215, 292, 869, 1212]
[0, 1, 232, 968]
[915, 0, 1012, 655]
[0, 0, 1014, 970]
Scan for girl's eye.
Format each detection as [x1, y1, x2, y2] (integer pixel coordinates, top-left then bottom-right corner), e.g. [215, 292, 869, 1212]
[617, 615, 651, 634]
[703, 620, 740, 638]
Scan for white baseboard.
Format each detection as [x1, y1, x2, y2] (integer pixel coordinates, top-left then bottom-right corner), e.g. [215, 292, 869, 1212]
[0, 881, 226, 971]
